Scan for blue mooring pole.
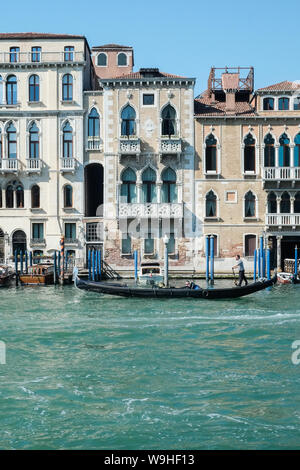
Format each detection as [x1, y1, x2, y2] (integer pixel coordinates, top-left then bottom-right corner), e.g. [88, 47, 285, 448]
[20, 250, 23, 274]
[57, 252, 61, 279]
[29, 251, 33, 267]
[95, 250, 99, 281]
[25, 251, 28, 274]
[295, 245, 298, 279]
[15, 250, 18, 286]
[260, 236, 264, 279]
[134, 250, 138, 283]
[92, 250, 95, 281]
[258, 249, 261, 278]
[254, 249, 257, 280]
[210, 235, 214, 285]
[53, 251, 57, 285]
[98, 250, 102, 281]
[88, 249, 91, 281]
[267, 248, 271, 280]
[205, 235, 210, 282]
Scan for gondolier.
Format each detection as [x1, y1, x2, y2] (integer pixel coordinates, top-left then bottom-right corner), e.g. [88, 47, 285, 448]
[232, 255, 248, 287]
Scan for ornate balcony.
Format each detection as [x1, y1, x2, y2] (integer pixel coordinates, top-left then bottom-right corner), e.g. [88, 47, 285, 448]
[262, 167, 300, 181]
[26, 158, 42, 173]
[159, 136, 182, 162]
[118, 203, 183, 218]
[30, 238, 46, 247]
[0, 51, 85, 65]
[86, 137, 102, 151]
[266, 213, 300, 227]
[60, 158, 76, 173]
[118, 136, 141, 159]
[0, 158, 19, 173]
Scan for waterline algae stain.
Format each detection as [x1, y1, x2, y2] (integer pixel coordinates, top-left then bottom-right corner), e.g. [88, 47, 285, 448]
[0, 283, 300, 449]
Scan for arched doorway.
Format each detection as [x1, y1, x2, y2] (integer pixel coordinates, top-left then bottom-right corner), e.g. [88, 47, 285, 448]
[84, 163, 104, 217]
[0, 229, 4, 262]
[12, 230, 27, 255]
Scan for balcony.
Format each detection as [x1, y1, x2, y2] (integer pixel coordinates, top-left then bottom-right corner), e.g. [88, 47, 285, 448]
[30, 238, 46, 247]
[118, 136, 141, 159]
[262, 167, 300, 181]
[159, 136, 182, 162]
[60, 158, 76, 173]
[26, 158, 42, 173]
[266, 214, 300, 227]
[0, 51, 85, 65]
[64, 238, 78, 245]
[86, 137, 102, 151]
[118, 203, 183, 218]
[0, 158, 19, 173]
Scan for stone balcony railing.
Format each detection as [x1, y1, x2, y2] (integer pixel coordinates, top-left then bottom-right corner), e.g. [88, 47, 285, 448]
[159, 136, 182, 153]
[60, 158, 76, 173]
[0, 158, 19, 173]
[30, 238, 46, 246]
[26, 158, 42, 173]
[266, 213, 300, 226]
[119, 136, 141, 156]
[0, 51, 85, 65]
[262, 167, 300, 180]
[118, 202, 183, 218]
[86, 137, 102, 151]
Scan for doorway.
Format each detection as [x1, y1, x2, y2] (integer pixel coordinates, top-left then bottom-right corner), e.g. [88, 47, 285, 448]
[12, 230, 27, 255]
[84, 163, 104, 217]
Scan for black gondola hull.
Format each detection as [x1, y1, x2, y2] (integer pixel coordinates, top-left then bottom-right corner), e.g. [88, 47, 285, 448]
[75, 275, 277, 299]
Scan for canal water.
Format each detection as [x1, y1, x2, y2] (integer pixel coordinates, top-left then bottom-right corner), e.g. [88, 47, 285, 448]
[0, 281, 300, 450]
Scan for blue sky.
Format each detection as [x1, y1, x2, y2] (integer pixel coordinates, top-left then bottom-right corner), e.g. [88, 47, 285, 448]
[1, 0, 299, 95]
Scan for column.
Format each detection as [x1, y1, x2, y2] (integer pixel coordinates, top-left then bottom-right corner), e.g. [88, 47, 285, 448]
[277, 235, 282, 270]
[156, 182, 162, 204]
[136, 183, 142, 204]
[275, 144, 279, 169]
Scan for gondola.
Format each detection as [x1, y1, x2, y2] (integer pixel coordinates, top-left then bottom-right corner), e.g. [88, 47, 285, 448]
[74, 274, 277, 300]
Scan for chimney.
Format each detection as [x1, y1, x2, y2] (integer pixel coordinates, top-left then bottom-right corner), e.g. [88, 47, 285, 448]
[222, 73, 239, 114]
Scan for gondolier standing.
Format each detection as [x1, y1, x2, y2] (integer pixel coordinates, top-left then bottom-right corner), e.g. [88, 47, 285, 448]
[232, 255, 248, 287]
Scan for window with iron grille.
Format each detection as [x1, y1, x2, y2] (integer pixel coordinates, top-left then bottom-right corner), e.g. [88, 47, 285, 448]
[86, 222, 103, 242]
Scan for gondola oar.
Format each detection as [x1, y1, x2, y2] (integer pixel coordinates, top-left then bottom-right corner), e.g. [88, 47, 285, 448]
[232, 268, 238, 286]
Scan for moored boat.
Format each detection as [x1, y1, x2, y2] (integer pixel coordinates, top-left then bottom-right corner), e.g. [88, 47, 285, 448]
[138, 262, 164, 285]
[277, 272, 293, 284]
[74, 274, 277, 299]
[0, 265, 14, 287]
[19, 264, 54, 286]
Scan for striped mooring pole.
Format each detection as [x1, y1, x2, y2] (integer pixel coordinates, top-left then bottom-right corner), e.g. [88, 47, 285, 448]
[60, 235, 65, 284]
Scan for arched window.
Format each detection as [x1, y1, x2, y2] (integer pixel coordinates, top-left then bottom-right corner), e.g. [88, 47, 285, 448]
[244, 191, 256, 218]
[6, 185, 14, 208]
[121, 105, 136, 136]
[6, 75, 17, 105]
[0, 75, 3, 104]
[279, 133, 290, 167]
[118, 53, 127, 66]
[244, 134, 256, 172]
[31, 185, 40, 208]
[29, 75, 39, 102]
[245, 235, 256, 257]
[7, 123, 17, 159]
[161, 168, 177, 203]
[268, 192, 277, 213]
[97, 53, 107, 66]
[279, 97, 289, 110]
[16, 184, 24, 208]
[264, 134, 275, 167]
[294, 97, 300, 110]
[88, 108, 100, 137]
[64, 185, 73, 208]
[295, 192, 300, 213]
[280, 192, 290, 213]
[294, 134, 300, 167]
[142, 168, 156, 203]
[121, 168, 137, 203]
[63, 122, 73, 158]
[205, 134, 217, 172]
[263, 97, 274, 110]
[62, 74, 73, 101]
[29, 122, 39, 159]
[161, 105, 176, 136]
[205, 190, 217, 217]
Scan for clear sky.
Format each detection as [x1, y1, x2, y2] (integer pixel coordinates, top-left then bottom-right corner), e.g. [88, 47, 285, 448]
[1, 0, 299, 95]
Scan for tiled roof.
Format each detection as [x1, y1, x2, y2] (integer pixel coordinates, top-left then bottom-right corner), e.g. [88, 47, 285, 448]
[0, 32, 86, 40]
[111, 71, 187, 80]
[92, 44, 133, 50]
[194, 90, 256, 117]
[256, 80, 300, 92]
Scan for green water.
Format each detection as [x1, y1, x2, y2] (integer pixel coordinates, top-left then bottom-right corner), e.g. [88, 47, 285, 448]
[0, 282, 300, 450]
